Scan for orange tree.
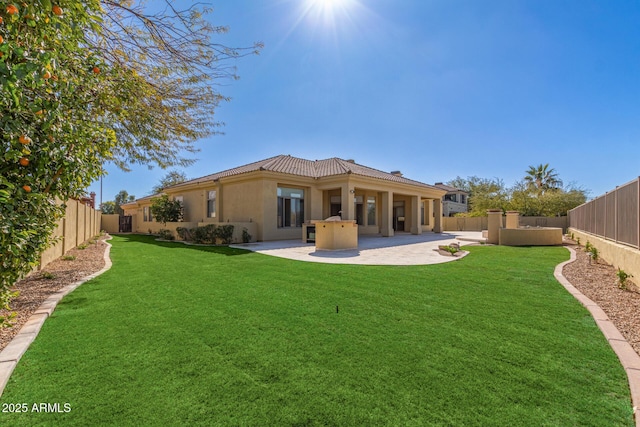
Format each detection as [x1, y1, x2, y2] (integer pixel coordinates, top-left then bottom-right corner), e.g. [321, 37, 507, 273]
[0, 1, 261, 326]
[0, 1, 111, 326]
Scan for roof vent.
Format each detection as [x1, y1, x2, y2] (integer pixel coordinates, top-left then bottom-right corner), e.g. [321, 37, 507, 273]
[390, 170, 403, 177]
[435, 182, 443, 185]
[345, 159, 355, 163]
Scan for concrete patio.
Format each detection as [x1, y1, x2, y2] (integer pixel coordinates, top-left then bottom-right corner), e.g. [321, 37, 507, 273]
[231, 231, 484, 265]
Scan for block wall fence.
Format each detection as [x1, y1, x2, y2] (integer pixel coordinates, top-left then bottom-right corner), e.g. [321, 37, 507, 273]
[38, 199, 102, 271]
[568, 177, 640, 284]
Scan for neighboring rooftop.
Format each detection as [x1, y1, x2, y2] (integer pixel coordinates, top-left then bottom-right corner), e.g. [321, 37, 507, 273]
[434, 182, 468, 193]
[168, 155, 441, 190]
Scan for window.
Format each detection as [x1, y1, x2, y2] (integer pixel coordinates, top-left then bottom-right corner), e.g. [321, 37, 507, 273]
[207, 191, 216, 218]
[444, 194, 457, 202]
[460, 194, 466, 204]
[143, 206, 153, 222]
[367, 196, 376, 225]
[278, 187, 304, 227]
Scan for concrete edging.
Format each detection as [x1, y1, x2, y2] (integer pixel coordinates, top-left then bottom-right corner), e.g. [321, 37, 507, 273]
[0, 235, 114, 397]
[555, 246, 640, 426]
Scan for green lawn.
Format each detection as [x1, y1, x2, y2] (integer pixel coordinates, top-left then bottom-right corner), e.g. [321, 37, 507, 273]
[0, 235, 634, 426]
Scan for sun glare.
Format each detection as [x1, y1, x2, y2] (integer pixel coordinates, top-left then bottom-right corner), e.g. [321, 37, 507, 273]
[305, 0, 355, 24]
[310, 0, 341, 12]
[275, 0, 370, 52]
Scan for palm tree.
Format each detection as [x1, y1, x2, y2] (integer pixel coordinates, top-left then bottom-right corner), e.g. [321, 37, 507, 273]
[524, 164, 562, 193]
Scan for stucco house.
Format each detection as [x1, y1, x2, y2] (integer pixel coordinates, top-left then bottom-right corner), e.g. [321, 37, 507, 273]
[122, 155, 447, 242]
[434, 182, 469, 217]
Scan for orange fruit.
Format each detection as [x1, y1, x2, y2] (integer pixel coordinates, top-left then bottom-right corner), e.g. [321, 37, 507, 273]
[52, 5, 63, 16]
[43, 71, 52, 79]
[92, 66, 100, 74]
[0, 35, 4, 44]
[22, 185, 31, 193]
[19, 135, 31, 145]
[35, 109, 44, 115]
[0, 17, 4, 24]
[19, 157, 29, 166]
[6, 5, 18, 15]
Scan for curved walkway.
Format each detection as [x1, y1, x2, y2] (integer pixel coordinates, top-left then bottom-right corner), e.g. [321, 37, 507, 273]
[231, 231, 483, 265]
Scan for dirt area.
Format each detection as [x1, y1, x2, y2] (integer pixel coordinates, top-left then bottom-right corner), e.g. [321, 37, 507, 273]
[0, 237, 638, 359]
[0, 235, 109, 351]
[562, 242, 640, 356]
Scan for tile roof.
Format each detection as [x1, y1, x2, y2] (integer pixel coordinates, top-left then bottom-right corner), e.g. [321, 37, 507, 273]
[168, 155, 440, 190]
[434, 183, 467, 193]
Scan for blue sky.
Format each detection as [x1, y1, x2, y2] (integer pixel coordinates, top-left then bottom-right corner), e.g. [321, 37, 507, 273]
[88, 0, 640, 205]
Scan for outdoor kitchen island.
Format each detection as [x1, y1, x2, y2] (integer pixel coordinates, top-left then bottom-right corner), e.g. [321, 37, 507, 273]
[305, 217, 358, 251]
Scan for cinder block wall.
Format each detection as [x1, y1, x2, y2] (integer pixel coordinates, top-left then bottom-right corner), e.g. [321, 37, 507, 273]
[569, 228, 640, 286]
[38, 199, 102, 271]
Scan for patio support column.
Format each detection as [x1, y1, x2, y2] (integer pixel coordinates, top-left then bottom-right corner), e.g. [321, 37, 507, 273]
[410, 195, 422, 235]
[433, 199, 443, 233]
[340, 183, 355, 221]
[308, 187, 323, 221]
[381, 191, 394, 237]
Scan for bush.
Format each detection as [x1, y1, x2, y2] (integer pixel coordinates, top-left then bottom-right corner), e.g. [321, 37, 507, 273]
[192, 224, 217, 244]
[242, 228, 252, 243]
[157, 229, 175, 240]
[616, 269, 633, 290]
[216, 225, 234, 244]
[176, 227, 192, 241]
[176, 224, 235, 244]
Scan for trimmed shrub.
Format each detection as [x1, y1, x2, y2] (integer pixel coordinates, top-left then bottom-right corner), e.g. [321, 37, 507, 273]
[158, 229, 175, 240]
[192, 224, 217, 244]
[216, 225, 234, 244]
[242, 228, 252, 243]
[176, 227, 192, 241]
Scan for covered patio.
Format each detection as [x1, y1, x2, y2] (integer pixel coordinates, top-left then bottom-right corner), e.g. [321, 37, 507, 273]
[314, 177, 444, 238]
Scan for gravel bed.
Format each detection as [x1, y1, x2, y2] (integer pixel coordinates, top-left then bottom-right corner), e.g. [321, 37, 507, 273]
[0, 236, 109, 352]
[562, 243, 640, 356]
